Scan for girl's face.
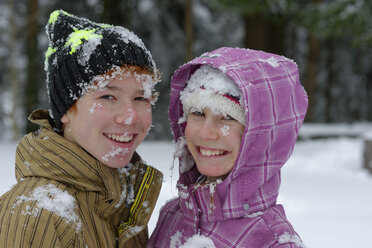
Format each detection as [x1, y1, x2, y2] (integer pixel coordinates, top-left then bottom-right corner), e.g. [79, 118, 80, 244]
[61, 74, 153, 168]
[185, 108, 245, 181]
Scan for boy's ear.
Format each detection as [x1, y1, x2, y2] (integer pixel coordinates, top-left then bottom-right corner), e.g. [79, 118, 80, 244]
[60, 112, 70, 124]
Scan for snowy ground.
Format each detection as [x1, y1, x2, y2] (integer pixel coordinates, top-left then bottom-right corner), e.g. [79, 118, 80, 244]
[1, 135, 372, 248]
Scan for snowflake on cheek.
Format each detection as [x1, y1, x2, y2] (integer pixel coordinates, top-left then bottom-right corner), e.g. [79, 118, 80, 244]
[88, 102, 103, 114]
[220, 125, 230, 136]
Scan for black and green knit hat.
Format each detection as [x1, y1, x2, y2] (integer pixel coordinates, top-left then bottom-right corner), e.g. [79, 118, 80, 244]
[44, 10, 158, 130]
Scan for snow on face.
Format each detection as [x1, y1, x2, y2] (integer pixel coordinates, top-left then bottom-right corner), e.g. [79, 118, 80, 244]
[12, 184, 82, 232]
[125, 109, 134, 125]
[220, 125, 230, 136]
[101, 146, 129, 163]
[88, 102, 103, 114]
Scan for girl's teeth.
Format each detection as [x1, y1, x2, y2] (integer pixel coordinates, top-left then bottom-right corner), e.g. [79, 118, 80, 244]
[200, 148, 225, 156]
[108, 133, 133, 142]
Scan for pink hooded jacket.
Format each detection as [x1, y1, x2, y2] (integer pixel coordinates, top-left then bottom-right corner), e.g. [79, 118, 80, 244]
[148, 47, 308, 248]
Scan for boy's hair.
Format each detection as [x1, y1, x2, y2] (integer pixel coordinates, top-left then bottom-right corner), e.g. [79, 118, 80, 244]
[44, 10, 159, 130]
[65, 64, 157, 116]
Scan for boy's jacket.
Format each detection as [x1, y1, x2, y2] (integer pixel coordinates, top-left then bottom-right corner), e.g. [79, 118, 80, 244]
[0, 110, 163, 247]
[149, 47, 308, 247]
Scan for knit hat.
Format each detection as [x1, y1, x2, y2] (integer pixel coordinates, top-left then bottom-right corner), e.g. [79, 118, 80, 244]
[180, 65, 246, 126]
[44, 10, 159, 130]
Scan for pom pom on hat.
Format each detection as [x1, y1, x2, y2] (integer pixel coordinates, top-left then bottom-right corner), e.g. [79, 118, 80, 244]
[180, 65, 246, 126]
[44, 10, 158, 130]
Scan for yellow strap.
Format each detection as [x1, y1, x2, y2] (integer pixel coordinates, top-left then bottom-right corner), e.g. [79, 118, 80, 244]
[117, 166, 155, 235]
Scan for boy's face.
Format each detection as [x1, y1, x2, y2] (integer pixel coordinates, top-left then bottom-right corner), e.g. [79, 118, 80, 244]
[185, 108, 244, 181]
[61, 74, 152, 168]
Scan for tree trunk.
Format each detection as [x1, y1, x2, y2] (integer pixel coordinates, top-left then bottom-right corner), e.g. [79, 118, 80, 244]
[184, 0, 193, 62]
[363, 138, 372, 175]
[243, 14, 285, 55]
[8, 0, 20, 141]
[304, 34, 320, 122]
[303, 0, 323, 122]
[324, 38, 334, 122]
[24, 0, 40, 133]
[244, 14, 268, 51]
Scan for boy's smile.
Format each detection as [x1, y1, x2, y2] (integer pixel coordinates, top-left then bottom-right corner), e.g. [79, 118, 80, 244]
[61, 73, 153, 168]
[105, 133, 135, 143]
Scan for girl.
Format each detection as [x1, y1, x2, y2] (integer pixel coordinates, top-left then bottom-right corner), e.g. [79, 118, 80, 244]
[149, 47, 308, 247]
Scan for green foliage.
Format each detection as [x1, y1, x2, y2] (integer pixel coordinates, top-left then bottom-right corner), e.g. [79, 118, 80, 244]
[295, 0, 372, 45]
[210, 0, 298, 16]
[211, 0, 372, 46]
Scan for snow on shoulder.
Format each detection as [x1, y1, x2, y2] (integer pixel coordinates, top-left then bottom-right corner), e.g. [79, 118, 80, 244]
[169, 232, 215, 248]
[278, 232, 306, 248]
[12, 184, 82, 232]
[179, 234, 216, 248]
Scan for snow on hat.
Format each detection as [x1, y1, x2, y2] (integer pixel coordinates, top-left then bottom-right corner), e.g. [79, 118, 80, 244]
[44, 10, 159, 130]
[180, 65, 246, 126]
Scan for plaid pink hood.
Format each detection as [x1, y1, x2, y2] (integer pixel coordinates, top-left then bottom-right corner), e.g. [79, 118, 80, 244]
[149, 47, 308, 248]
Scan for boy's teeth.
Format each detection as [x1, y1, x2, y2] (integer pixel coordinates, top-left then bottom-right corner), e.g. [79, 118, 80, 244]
[200, 148, 225, 156]
[108, 133, 133, 142]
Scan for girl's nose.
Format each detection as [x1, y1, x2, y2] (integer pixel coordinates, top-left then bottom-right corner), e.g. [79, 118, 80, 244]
[198, 118, 218, 140]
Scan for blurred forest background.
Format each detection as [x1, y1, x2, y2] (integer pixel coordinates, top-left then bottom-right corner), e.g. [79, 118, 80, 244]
[1, 0, 372, 141]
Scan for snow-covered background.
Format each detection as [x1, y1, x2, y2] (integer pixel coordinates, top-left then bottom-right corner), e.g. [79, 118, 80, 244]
[1, 124, 372, 248]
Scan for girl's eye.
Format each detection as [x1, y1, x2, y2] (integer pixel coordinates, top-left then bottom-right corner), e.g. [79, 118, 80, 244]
[222, 115, 234, 121]
[190, 110, 204, 117]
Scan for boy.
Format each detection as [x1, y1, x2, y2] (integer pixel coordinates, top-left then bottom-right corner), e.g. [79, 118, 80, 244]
[0, 10, 162, 247]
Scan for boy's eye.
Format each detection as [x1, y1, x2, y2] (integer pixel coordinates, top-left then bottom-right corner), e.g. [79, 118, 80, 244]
[135, 96, 149, 101]
[100, 95, 114, 100]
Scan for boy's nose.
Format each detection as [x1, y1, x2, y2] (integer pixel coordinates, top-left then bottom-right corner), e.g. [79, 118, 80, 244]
[115, 105, 137, 125]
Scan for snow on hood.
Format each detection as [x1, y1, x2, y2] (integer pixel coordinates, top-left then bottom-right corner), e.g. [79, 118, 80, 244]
[169, 47, 308, 212]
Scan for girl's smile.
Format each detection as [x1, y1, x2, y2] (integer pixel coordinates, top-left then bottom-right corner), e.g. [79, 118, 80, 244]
[185, 108, 244, 180]
[197, 146, 229, 156]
